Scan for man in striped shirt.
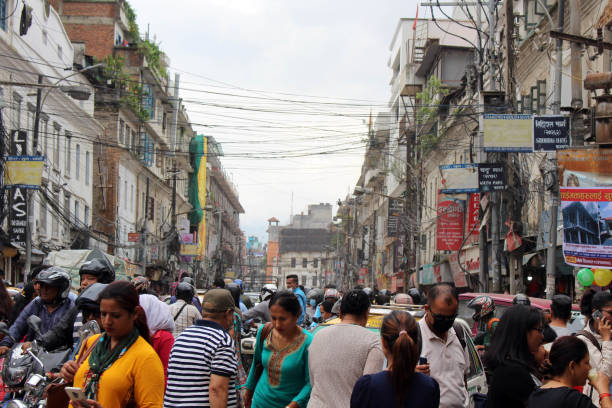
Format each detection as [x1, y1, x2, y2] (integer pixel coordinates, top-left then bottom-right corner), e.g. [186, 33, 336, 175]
[164, 288, 238, 408]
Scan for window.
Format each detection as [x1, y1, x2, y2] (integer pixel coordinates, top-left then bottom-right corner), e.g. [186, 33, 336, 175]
[143, 84, 155, 120]
[130, 185, 134, 212]
[312, 276, 317, 287]
[52, 192, 59, 237]
[0, 0, 7, 31]
[124, 180, 128, 210]
[26, 108, 34, 153]
[125, 124, 130, 146]
[119, 119, 124, 144]
[12, 93, 22, 131]
[53, 124, 60, 165]
[156, 148, 162, 168]
[313, 258, 318, 268]
[74, 201, 79, 223]
[162, 112, 167, 131]
[85, 152, 90, 185]
[63, 195, 70, 228]
[65, 132, 71, 174]
[39, 202, 47, 235]
[291, 258, 296, 268]
[41, 119, 48, 157]
[117, 176, 121, 203]
[84, 205, 89, 225]
[75, 144, 80, 180]
[302, 258, 307, 268]
[149, 197, 155, 220]
[131, 130, 137, 153]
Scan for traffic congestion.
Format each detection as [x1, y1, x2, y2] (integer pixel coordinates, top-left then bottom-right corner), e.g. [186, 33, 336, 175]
[0, 263, 610, 408]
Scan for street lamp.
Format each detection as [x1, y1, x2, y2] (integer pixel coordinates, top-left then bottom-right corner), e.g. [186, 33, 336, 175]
[24, 63, 104, 276]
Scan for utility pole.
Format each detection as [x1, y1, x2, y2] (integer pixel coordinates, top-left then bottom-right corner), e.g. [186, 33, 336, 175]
[170, 162, 177, 230]
[25, 75, 43, 278]
[141, 177, 150, 275]
[544, 0, 565, 299]
[216, 209, 223, 280]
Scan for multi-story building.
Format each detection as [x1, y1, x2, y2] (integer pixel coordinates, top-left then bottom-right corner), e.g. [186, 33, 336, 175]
[0, 0, 104, 284]
[51, 0, 193, 280]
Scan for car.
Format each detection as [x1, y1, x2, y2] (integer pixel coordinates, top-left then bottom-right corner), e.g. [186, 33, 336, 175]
[458, 293, 585, 335]
[313, 304, 487, 407]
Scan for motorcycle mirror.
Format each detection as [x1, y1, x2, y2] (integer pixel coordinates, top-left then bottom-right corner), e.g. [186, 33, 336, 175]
[80, 320, 101, 339]
[26, 315, 43, 338]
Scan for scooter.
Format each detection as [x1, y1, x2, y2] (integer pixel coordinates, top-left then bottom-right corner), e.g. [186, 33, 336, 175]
[0, 317, 99, 408]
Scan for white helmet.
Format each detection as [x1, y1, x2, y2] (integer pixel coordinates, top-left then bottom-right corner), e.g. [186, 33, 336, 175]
[260, 284, 278, 302]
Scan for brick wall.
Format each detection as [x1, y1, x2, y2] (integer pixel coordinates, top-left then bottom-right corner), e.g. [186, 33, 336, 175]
[62, 2, 116, 18]
[63, 24, 115, 61]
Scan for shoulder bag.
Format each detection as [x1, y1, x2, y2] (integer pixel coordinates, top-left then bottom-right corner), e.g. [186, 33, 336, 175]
[252, 323, 273, 385]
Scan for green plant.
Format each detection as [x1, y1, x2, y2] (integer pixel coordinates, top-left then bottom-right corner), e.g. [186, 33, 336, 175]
[415, 76, 449, 154]
[123, 1, 139, 42]
[138, 39, 168, 79]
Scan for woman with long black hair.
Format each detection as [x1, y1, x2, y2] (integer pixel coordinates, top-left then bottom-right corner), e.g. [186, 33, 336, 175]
[60, 280, 164, 408]
[350, 310, 439, 408]
[485, 305, 545, 408]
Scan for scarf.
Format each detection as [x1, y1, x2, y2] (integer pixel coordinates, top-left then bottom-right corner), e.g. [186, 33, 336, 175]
[83, 328, 140, 399]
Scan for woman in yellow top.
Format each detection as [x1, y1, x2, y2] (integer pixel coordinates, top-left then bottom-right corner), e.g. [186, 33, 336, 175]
[60, 280, 164, 408]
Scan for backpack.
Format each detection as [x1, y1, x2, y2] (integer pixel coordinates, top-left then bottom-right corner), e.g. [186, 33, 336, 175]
[453, 321, 467, 349]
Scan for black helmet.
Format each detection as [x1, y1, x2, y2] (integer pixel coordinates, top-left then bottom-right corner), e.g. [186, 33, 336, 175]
[513, 293, 531, 305]
[79, 258, 115, 284]
[182, 277, 195, 286]
[408, 288, 423, 305]
[226, 283, 241, 309]
[37, 267, 71, 301]
[307, 288, 324, 305]
[76, 283, 108, 319]
[176, 282, 194, 302]
[363, 287, 375, 302]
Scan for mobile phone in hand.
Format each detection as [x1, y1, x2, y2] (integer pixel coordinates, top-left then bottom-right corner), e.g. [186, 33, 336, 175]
[593, 310, 604, 321]
[64, 387, 88, 403]
[419, 357, 428, 365]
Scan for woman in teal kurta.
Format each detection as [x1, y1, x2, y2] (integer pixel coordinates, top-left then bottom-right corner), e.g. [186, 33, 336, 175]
[244, 291, 313, 408]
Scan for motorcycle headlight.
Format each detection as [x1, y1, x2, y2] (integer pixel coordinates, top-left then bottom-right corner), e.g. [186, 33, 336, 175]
[5, 365, 28, 387]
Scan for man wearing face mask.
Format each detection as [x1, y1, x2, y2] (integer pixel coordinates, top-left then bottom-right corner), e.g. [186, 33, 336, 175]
[418, 283, 469, 408]
[286, 274, 307, 325]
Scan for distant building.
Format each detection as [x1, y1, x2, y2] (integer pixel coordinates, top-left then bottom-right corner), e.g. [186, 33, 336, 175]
[289, 204, 333, 229]
[279, 228, 332, 288]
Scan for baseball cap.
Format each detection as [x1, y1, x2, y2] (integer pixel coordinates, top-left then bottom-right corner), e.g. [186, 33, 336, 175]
[202, 288, 235, 313]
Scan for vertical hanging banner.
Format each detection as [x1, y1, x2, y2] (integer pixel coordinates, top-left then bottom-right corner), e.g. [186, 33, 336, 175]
[9, 130, 28, 245]
[387, 198, 404, 237]
[436, 195, 465, 251]
[466, 193, 480, 236]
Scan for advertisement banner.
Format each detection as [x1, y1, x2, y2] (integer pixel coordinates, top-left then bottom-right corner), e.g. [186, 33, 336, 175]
[4, 156, 44, 189]
[420, 263, 435, 285]
[180, 244, 199, 256]
[558, 149, 612, 188]
[483, 114, 533, 152]
[533, 115, 570, 152]
[387, 198, 404, 237]
[436, 196, 465, 251]
[127, 233, 140, 243]
[9, 188, 27, 245]
[560, 187, 612, 268]
[466, 193, 480, 236]
[439, 164, 478, 193]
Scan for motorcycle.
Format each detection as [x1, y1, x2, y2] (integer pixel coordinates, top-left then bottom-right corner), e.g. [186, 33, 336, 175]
[0, 317, 100, 408]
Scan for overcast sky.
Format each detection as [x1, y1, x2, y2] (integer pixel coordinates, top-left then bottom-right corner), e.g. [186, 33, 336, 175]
[129, 0, 419, 242]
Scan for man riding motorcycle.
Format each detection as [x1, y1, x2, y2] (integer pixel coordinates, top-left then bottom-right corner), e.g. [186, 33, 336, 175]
[0, 267, 73, 354]
[242, 284, 277, 324]
[22, 259, 115, 352]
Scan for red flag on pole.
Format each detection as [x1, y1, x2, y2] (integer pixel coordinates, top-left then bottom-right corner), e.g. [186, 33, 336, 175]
[412, 6, 419, 30]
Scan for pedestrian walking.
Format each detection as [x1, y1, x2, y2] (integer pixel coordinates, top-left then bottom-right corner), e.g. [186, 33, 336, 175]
[169, 281, 202, 338]
[550, 295, 574, 337]
[527, 335, 612, 408]
[417, 283, 469, 408]
[60, 281, 164, 408]
[243, 291, 312, 408]
[308, 289, 385, 408]
[575, 291, 612, 406]
[139, 294, 175, 384]
[164, 288, 239, 408]
[350, 310, 440, 408]
[485, 305, 545, 408]
[285, 275, 307, 325]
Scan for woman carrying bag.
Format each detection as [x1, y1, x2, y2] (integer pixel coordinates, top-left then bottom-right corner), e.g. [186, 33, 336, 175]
[60, 281, 164, 408]
[243, 291, 313, 408]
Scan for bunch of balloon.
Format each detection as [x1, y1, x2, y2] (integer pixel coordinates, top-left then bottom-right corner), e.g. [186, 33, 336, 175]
[577, 268, 594, 287]
[594, 268, 612, 287]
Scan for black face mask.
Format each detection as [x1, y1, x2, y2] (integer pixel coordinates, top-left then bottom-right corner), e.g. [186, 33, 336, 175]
[430, 312, 457, 335]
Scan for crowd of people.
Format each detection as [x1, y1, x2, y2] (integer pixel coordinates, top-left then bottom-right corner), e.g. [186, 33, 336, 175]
[1, 264, 612, 408]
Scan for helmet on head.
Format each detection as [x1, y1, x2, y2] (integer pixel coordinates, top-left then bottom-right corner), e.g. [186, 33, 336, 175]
[176, 281, 195, 302]
[408, 288, 423, 305]
[362, 287, 375, 302]
[307, 288, 324, 305]
[76, 283, 108, 320]
[467, 295, 496, 321]
[324, 288, 340, 301]
[394, 293, 413, 305]
[37, 267, 71, 301]
[79, 258, 115, 284]
[181, 277, 195, 287]
[379, 289, 391, 297]
[260, 284, 277, 302]
[131, 276, 150, 294]
[226, 283, 241, 308]
[513, 293, 531, 305]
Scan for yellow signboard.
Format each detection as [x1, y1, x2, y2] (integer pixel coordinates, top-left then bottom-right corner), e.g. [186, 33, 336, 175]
[5, 156, 44, 188]
[483, 114, 533, 152]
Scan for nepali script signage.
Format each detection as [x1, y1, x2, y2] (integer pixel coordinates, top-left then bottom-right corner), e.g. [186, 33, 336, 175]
[560, 187, 612, 268]
[533, 115, 570, 152]
[436, 196, 465, 251]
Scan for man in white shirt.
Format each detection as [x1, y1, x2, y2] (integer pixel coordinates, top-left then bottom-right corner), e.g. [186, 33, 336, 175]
[417, 283, 469, 408]
[549, 294, 573, 337]
[169, 282, 202, 338]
